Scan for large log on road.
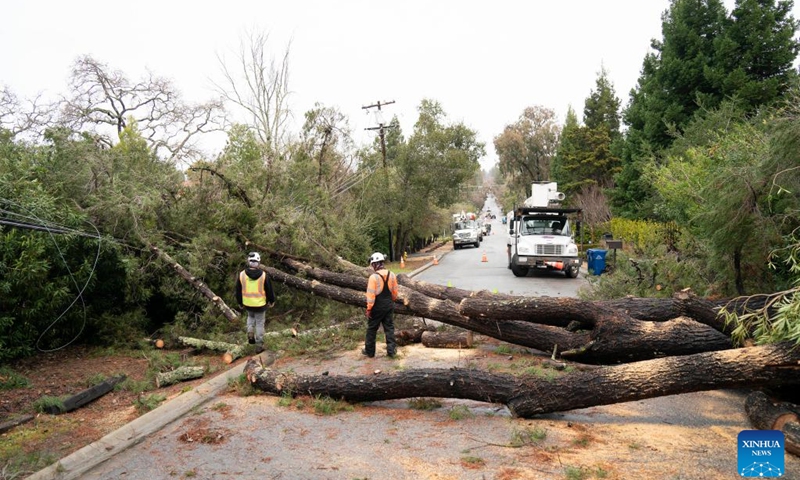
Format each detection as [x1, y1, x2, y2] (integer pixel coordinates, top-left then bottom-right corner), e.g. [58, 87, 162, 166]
[245, 343, 800, 418]
[745, 390, 800, 456]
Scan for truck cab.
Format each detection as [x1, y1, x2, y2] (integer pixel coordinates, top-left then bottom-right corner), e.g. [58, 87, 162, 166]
[508, 207, 581, 277]
[507, 182, 582, 278]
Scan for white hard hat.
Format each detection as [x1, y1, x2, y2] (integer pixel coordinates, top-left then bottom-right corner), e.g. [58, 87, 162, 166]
[369, 252, 386, 264]
[248, 252, 261, 263]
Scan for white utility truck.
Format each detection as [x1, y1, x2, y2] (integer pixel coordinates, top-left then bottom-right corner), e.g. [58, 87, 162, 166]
[507, 182, 582, 278]
[452, 212, 481, 249]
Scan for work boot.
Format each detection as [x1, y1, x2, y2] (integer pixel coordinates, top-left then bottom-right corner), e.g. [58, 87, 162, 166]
[248, 333, 255, 345]
[361, 349, 374, 358]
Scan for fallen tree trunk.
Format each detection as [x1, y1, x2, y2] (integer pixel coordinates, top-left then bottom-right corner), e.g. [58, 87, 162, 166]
[156, 366, 206, 388]
[43, 375, 127, 414]
[178, 336, 246, 364]
[421, 330, 473, 349]
[0, 414, 34, 434]
[265, 266, 732, 363]
[745, 390, 800, 456]
[149, 245, 241, 322]
[245, 342, 800, 418]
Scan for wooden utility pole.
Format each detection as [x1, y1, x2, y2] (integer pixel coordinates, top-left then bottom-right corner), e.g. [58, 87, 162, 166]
[362, 100, 397, 261]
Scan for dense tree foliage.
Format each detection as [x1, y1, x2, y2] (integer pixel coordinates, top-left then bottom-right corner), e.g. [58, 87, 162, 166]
[612, 0, 799, 218]
[357, 101, 484, 260]
[494, 105, 560, 209]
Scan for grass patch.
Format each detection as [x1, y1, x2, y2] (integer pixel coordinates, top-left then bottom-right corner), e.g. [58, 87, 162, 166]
[226, 373, 258, 397]
[32, 396, 66, 414]
[407, 397, 442, 410]
[460, 455, 485, 468]
[510, 425, 547, 447]
[133, 393, 166, 414]
[85, 373, 107, 387]
[0, 366, 30, 390]
[564, 465, 588, 480]
[311, 395, 354, 415]
[572, 434, 592, 447]
[277, 393, 294, 407]
[448, 405, 474, 420]
[118, 377, 153, 393]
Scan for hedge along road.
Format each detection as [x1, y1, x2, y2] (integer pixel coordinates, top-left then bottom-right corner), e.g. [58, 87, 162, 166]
[31, 220, 800, 479]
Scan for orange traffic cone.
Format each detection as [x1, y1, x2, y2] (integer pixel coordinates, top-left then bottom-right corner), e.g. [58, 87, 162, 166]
[433, 255, 439, 265]
[481, 251, 488, 262]
[400, 257, 406, 269]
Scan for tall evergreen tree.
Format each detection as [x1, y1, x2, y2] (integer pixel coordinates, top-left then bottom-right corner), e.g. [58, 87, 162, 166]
[553, 68, 622, 197]
[613, 0, 799, 218]
[712, 0, 800, 111]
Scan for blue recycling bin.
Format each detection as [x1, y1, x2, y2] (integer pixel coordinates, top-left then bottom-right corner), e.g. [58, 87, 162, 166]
[587, 249, 608, 275]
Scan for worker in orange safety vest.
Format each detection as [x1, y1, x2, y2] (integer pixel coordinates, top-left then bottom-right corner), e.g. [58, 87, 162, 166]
[362, 252, 399, 358]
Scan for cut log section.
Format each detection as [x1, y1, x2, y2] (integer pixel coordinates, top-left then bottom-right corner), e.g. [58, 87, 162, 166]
[43, 375, 126, 415]
[395, 326, 436, 346]
[0, 414, 35, 434]
[245, 343, 800, 418]
[155, 366, 206, 388]
[178, 336, 246, 364]
[745, 390, 800, 456]
[421, 330, 473, 349]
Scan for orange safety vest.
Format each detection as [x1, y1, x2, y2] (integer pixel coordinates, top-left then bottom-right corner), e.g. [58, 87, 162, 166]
[240, 270, 267, 307]
[366, 269, 398, 311]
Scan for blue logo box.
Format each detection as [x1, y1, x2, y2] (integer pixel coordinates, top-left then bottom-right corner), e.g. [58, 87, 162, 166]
[738, 430, 785, 477]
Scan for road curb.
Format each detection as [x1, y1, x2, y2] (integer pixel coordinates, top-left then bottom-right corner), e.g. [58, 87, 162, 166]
[408, 250, 450, 278]
[27, 352, 274, 480]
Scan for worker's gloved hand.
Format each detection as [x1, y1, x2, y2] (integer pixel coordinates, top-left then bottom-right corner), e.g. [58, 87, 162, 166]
[268, 302, 275, 308]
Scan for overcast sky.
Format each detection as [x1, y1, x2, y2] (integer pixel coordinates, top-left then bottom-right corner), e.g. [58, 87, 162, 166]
[2, 1, 793, 170]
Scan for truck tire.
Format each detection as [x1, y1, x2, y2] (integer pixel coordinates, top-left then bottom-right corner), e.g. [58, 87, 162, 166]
[565, 265, 579, 278]
[474, 241, 480, 248]
[510, 257, 529, 277]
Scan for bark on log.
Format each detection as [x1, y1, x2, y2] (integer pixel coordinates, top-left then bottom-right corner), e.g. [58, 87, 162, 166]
[745, 390, 800, 456]
[245, 343, 800, 418]
[43, 375, 126, 414]
[395, 326, 436, 346]
[155, 366, 206, 388]
[421, 330, 473, 348]
[178, 336, 246, 363]
[0, 414, 34, 434]
[149, 245, 241, 322]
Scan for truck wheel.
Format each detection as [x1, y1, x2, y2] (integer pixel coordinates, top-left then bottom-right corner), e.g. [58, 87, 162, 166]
[474, 242, 480, 248]
[565, 265, 579, 278]
[510, 257, 529, 277]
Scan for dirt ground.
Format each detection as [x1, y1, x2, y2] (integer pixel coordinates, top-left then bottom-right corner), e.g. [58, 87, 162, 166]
[5, 335, 799, 480]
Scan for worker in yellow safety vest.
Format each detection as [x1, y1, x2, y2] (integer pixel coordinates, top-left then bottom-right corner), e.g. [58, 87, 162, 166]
[235, 252, 275, 352]
[362, 252, 398, 358]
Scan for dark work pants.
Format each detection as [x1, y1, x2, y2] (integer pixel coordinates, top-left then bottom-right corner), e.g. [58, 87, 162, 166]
[364, 308, 396, 356]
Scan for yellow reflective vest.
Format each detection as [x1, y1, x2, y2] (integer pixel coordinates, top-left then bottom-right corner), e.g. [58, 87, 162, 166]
[239, 270, 267, 307]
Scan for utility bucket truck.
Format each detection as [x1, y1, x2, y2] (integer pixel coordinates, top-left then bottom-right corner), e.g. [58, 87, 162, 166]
[507, 182, 582, 278]
[452, 212, 481, 249]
